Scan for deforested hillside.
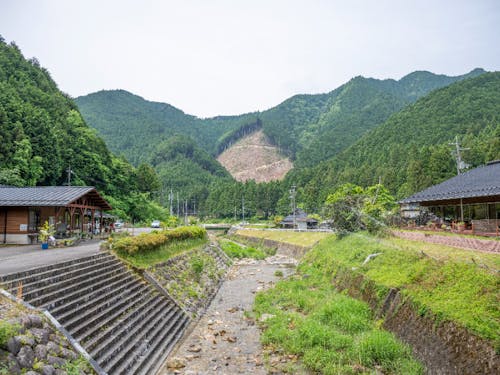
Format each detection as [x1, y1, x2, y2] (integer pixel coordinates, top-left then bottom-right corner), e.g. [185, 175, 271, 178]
[217, 129, 293, 182]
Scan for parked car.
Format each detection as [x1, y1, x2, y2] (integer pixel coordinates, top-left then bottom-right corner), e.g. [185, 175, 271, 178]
[151, 220, 161, 228]
[114, 220, 124, 229]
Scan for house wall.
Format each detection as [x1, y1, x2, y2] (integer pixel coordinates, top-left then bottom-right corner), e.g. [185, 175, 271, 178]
[0, 207, 30, 244]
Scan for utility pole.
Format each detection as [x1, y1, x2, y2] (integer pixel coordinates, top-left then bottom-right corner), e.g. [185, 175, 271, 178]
[169, 189, 173, 216]
[449, 135, 470, 175]
[184, 200, 188, 225]
[242, 196, 245, 224]
[66, 165, 72, 186]
[289, 185, 296, 229]
[177, 192, 180, 218]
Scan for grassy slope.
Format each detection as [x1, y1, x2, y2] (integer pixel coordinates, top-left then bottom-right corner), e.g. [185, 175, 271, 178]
[252, 231, 499, 373]
[305, 234, 499, 344]
[113, 237, 208, 269]
[235, 229, 331, 247]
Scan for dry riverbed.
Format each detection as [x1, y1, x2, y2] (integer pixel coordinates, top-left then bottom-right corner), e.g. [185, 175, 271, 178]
[159, 255, 297, 375]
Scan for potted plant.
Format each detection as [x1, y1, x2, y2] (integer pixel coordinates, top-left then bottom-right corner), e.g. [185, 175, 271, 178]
[39, 221, 55, 249]
[457, 221, 466, 232]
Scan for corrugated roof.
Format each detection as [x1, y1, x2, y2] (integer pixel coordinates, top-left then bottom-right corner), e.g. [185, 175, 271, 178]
[0, 186, 111, 209]
[400, 161, 500, 204]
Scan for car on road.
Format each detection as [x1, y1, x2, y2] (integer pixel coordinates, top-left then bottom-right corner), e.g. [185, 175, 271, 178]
[151, 220, 161, 228]
[114, 220, 124, 229]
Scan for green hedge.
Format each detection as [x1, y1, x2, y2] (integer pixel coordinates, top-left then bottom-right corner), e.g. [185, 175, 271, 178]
[113, 226, 206, 255]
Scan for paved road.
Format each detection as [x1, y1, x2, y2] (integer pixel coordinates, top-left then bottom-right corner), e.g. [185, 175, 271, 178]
[0, 227, 156, 276]
[0, 240, 103, 276]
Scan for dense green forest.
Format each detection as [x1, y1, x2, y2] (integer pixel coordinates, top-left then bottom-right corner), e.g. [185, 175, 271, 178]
[289, 72, 500, 212]
[76, 68, 486, 218]
[77, 68, 484, 167]
[0, 37, 166, 221]
[2, 35, 496, 222]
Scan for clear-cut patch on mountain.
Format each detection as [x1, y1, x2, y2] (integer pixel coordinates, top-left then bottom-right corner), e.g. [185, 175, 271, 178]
[217, 130, 293, 182]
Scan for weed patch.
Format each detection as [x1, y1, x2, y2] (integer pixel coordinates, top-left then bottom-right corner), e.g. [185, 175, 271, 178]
[220, 240, 269, 259]
[254, 271, 423, 374]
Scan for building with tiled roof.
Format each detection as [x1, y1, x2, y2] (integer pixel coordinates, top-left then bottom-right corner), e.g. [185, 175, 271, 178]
[0, 186, 112, 244]
[400, 160, 500, 232]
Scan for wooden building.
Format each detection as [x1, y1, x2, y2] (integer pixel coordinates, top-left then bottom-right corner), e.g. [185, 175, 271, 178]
[0, 186, 112, 244]
[399, 160, 500, 233]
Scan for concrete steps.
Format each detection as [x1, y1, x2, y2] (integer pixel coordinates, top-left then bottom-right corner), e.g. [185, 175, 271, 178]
[0, 252, 190, 375]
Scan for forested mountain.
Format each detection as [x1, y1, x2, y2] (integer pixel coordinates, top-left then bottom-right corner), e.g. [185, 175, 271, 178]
[76, 90, 255, 164]
[0, 37, 166, 221]
[148, 135, 233, 208]
[77, 69, 484, 171]
[292, 72, 500, 211]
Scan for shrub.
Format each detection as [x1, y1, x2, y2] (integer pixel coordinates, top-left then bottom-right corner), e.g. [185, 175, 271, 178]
[113, 226, 207, 255]
[0, 321, 20, 348]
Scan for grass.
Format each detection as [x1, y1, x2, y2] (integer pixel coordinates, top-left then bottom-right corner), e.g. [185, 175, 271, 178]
[0, 320, 20, 347]
[306, 233, 500, 346]
[236, 229, 332, 247]
[254, 270, 423, 374]
[113, 237, 208, 268]
[219, 239, 272, 259]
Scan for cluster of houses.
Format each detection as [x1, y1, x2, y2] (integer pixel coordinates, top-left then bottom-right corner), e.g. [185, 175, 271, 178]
[1, 160, 499, 245]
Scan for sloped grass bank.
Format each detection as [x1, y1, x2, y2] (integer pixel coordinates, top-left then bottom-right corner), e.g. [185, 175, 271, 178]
[309, 234, 499, 345]
[236, 229, 330, 247]
[254, 268, 423, 374]
[253, 232, 500, 374]
[110, 226, 208, 268]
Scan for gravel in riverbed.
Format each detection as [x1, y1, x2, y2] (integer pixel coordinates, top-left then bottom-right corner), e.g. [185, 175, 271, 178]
[159, 256, 296, 375]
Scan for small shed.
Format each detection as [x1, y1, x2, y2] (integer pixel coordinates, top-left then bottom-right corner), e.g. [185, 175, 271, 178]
[0, 186, 112, 244]
[280, 209, 318, 230]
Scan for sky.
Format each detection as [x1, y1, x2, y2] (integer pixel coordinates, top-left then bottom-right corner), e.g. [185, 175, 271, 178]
[1, 0, 499, 117]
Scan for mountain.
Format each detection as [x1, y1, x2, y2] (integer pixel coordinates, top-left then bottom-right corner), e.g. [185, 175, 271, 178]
[76, 69, 485, 173]
[0, 37, 113, 189]
[149, 135, 233, 208]
[0, 36, 169, 221]
[294, 72, 500, 211]
[76, 90, 254, 165]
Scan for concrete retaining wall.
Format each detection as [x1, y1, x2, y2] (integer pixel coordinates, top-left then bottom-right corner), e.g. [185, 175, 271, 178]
[332, 267, 499, 375]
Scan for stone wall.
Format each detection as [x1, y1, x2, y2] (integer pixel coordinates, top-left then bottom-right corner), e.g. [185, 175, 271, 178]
[233, 234, 309, 259]
[332, 266, 499, 375]
[148, 245, 231, 318]
[0, 311, 94, 375]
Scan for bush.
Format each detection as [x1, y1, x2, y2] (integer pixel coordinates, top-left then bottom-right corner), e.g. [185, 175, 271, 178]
[0, 321, 20, 348]
[113, 226, 206, 255]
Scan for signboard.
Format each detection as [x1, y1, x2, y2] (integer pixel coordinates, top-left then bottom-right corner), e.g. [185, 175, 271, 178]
[19, 224, 28, 231]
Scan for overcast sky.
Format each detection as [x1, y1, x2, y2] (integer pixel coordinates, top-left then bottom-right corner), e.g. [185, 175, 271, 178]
[1, 0, 499, 117]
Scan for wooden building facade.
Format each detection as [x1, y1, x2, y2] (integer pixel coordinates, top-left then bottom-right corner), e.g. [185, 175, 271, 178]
[0, 186, 112, 244]
[399, 160, 500, 234]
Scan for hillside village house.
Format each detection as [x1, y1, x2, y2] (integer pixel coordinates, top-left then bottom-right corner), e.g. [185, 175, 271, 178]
[280, 208, 318, 230]
[0, 186, 112, 244]
[399, 160, 500, 234]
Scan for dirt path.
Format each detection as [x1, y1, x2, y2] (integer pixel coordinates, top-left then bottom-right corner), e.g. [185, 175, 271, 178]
[159, 255, 297, 375]
[393, 230, 500, 253]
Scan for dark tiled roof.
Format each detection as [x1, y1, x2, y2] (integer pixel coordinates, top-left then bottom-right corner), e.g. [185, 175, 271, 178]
[0, 186, 111, 209]
[400, 161, 500, 204]
[281, 209, 318, 224]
